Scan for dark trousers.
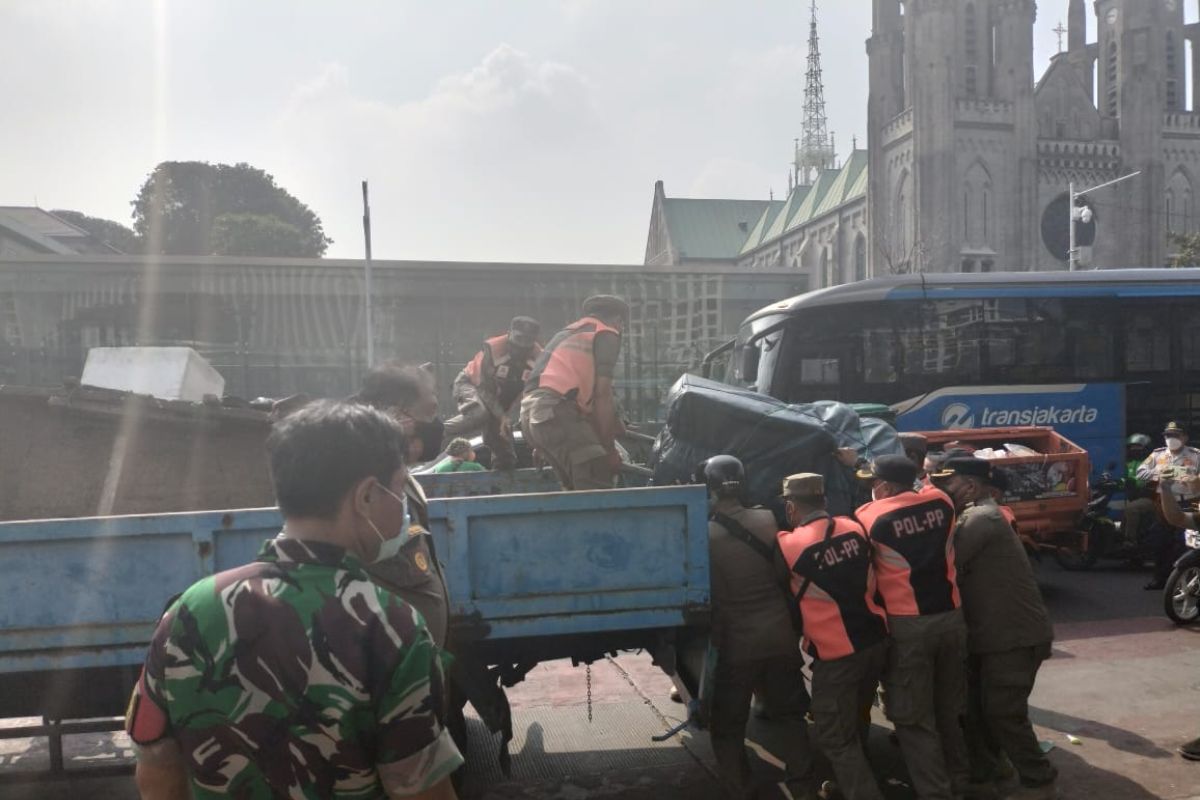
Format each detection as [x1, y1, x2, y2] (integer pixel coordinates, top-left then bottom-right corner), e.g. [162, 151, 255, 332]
[881, 611, 970, 800]
[709, 652, 814, 799]
[810, 641, 888, 800]
[444, 389, 518, 470]
[1149, 524, 1186, 583]
[965, 643, 1058, 789]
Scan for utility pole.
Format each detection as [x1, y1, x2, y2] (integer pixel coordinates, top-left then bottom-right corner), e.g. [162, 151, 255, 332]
[362, 180, 375, 367]
[1068, 171, 1141, 271]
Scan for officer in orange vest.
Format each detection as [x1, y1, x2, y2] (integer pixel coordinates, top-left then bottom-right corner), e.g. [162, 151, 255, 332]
[520, 295, 627, 490]
[855, 455, 970, 800]
[444, 316, 542, 470]
[777, 473, 889, 800]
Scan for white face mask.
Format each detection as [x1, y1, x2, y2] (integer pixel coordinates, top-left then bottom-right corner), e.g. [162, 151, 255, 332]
[871, 484, 885, 502]
[363, 483, 411, 564]
[1167, 437, 1184, 453]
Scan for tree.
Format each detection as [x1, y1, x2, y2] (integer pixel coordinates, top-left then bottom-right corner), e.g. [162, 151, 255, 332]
[211, 213, 307, 258]
[50, 209, 142, 254]
[131, 162, 332, 257]
[1169, 233, 1200, 267]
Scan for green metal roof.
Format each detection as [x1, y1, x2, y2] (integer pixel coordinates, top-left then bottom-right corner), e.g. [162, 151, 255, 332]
[761, 185, 812, 244]
[813, 150, 868, 218]
[662, 198, 776, 260]
[739, 200, 787, 255]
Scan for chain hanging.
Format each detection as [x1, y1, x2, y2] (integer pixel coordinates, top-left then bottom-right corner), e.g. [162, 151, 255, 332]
[586, 663, 593, 723]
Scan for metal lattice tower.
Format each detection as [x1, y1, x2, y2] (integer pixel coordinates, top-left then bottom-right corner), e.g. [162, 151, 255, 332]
[794, 0, 836, 187]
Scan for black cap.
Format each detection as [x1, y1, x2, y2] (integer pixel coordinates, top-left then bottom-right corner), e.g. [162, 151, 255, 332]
[582, 294, 629, 320]
[509, 316, 540, 347]
[932, 457, 992, 481]
[988, 467, 1011, 493]
[898, 433, 929, 456]
[856, 454, 920, 486]
[1164, 420, 1187, 436]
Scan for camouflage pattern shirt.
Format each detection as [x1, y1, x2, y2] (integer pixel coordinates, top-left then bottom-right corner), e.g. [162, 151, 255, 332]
[125, 537, 463, 799]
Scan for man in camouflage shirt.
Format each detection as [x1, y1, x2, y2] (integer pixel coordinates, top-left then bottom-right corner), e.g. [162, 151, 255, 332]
[126, 401, 462, 799]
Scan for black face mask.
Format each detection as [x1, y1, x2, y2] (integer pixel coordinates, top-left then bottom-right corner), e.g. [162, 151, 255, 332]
[413, 418, 445, 461]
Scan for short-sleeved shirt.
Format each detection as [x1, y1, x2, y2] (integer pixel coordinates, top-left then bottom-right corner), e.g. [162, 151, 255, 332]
[125, 537, 463, 799]
[431, 458, 486, 473]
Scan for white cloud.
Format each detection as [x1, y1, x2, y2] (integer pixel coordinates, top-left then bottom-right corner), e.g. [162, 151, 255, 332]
[274, 46, 619, 261]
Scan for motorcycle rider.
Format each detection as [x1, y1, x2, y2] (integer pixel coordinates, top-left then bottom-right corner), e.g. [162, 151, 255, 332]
[1122, 434, 1155, 549]
[1156, 475, 1200, 762]
[1138, 422, 1200, 590]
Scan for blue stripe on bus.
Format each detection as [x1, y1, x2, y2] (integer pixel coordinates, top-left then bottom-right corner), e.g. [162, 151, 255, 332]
[887, 284, 1200, 301]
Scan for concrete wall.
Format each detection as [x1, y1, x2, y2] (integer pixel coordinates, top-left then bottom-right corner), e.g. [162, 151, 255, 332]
[0, 255, 806, 422]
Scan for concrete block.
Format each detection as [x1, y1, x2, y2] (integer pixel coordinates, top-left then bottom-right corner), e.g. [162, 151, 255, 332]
[80, 347, 225, 403]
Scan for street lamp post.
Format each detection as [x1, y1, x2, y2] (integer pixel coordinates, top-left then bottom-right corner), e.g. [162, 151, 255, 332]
[1068, 171, 1141, 271]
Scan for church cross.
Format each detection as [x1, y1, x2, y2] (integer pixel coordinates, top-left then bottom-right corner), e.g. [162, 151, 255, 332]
[1054, 21, 1068, 53]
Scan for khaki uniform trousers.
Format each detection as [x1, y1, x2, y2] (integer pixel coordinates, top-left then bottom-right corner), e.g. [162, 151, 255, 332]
[880, 610, 970, 800]
[965, 643, 1058, 790]
[810, 640, 888, 800]
[709, 651, 814, 799]
[520, 400, 613, 490]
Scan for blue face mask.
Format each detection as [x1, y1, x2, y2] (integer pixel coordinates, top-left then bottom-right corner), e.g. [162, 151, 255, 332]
[363, 483, 411, 564]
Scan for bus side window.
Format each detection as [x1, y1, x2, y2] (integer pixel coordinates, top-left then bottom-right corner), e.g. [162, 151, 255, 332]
[737, 344, 760, 384]
[1124, 309, 1171, 373]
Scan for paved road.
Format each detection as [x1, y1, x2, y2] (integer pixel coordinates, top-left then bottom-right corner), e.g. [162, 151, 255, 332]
[3, 560, 1198, 799]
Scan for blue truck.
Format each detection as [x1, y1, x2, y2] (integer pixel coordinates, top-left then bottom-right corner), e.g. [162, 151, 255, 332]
[0, 469, 711, 774]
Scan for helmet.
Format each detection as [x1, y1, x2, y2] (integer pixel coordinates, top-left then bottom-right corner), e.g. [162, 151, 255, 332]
[703, 455, 745, 497]
[1127, 433, 1152, 450]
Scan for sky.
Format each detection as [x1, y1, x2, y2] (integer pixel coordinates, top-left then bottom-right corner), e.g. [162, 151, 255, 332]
[0, 1, 1177, 265]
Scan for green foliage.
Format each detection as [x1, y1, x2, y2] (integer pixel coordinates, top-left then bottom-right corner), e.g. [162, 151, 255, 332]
[211, 213, 307, 258]
[50, 209, 142, 254]
[1169, 233, 1200, 268]
[132, 162, 332, 257]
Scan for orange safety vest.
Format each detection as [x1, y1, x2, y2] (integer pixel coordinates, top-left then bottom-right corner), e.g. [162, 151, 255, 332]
[526, 317, 620, 411]
[465, 334, 542, 388]
[855, 488, 961, 617]
[777, 514, 888, 661]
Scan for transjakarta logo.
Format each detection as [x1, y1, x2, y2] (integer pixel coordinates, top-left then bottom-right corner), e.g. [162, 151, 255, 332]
[940, 403, 975, 428]
[939, 401, 1099, 429]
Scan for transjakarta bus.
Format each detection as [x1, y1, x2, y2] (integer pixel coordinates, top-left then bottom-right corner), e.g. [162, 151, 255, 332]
[721, 269, 1200, 477]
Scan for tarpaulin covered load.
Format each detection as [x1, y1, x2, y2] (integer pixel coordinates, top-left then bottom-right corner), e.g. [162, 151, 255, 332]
[649, 375, 904, 517]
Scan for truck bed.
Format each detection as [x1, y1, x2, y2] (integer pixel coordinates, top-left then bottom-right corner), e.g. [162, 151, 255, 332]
[0, 485, 710, 718]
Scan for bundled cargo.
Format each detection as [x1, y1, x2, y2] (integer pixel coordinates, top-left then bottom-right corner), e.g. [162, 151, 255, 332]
[650, 375, 903, 516]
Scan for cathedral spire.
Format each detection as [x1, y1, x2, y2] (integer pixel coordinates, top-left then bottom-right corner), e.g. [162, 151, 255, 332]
[794, 0, 836, 188]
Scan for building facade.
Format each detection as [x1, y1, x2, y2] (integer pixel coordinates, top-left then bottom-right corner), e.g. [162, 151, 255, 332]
[649, 0, 1200, 282]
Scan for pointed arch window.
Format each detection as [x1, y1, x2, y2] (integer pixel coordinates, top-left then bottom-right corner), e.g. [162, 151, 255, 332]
[1106, 41, 1119, 117]
[1168, 170, 1194, 234]
[854, 234, 867, 282]
[963, 162, 994, 248]
[964, 3, 979, 98]
[894, 171, 912, 270]
[1168, 32, 1179, 111]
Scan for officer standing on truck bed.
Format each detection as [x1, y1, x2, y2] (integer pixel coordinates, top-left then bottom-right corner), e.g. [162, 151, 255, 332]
[443, 316, 542, 471]
[520, 295, 628, 490]
[703, 456, 816, 799]
[777, 473, 889, 800]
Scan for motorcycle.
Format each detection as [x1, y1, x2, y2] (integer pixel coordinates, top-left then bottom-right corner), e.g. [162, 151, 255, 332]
[1164, 528, 1200, 625]
[1056, 474, 1149, 570]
